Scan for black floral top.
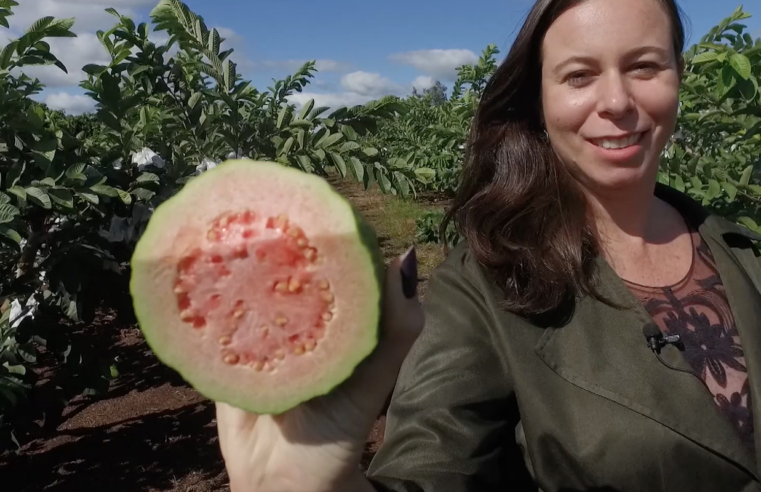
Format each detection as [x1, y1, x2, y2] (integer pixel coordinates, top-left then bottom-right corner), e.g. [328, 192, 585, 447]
[624, 229, 755, 457]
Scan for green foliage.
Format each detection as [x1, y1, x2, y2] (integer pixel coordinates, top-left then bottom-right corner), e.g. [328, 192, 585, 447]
[415, 210, 460, 248]
[370, 44, 501, 196]
[0, 5, 127, 450]
[660, 6, 761, 233]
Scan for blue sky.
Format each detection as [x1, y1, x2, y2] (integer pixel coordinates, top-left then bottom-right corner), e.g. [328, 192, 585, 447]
[8, 0, 761, 114]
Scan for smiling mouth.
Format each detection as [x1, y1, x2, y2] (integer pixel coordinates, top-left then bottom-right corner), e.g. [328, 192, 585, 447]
[590, 132, 644, 149]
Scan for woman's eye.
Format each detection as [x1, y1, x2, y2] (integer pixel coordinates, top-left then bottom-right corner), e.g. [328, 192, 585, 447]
[632, 63, 659, 76]
[567, 72, 592, 86]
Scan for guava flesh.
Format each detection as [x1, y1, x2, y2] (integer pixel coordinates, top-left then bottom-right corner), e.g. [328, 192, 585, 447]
[130, 159, 383, 414]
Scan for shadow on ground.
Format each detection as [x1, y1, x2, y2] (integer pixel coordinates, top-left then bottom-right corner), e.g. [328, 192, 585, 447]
[1, 401, 228, 492]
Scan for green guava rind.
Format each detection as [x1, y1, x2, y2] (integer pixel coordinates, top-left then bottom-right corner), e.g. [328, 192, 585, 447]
[129, 159, 384, 414]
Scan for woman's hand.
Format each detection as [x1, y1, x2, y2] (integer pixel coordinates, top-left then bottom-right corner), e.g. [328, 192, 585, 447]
[215, 248, 424, 492]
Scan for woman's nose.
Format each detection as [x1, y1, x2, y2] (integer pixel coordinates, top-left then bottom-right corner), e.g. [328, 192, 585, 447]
[595, 71, 634, 119]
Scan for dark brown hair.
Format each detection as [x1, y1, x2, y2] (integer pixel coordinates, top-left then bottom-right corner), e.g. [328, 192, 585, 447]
[443, 0, 686, 316]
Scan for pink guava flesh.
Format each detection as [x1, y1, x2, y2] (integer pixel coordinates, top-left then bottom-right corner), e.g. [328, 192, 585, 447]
[174, 210, 336, 372]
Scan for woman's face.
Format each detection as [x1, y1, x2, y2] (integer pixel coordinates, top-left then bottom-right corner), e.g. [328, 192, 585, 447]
[540, 0, 682, 195]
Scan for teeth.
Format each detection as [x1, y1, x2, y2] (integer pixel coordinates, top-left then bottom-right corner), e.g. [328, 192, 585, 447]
[593, 133, 641, 149]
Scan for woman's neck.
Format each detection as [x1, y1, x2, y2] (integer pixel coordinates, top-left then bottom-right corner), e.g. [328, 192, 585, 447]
[586, 182, 682, 258]
[585, 181, 692, 285]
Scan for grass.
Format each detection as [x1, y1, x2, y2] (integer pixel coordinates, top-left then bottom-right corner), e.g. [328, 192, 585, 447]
[328, 175, 448, 297]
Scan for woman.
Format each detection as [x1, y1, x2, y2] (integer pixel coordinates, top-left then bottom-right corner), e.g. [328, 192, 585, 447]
[214, 0, 761, 490]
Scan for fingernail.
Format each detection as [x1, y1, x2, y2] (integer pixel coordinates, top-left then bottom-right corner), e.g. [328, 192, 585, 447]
[400, 246, 418, 299]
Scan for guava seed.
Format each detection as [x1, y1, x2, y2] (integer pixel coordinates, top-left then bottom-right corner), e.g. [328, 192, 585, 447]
[288, 278, 301, 292]
[274, 281, 288, 293]
[218, 336, 232, 346]
[223, 353, 240, 365]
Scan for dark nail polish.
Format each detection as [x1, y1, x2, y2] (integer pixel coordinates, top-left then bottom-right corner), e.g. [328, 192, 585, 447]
[400, 247, 418, 299]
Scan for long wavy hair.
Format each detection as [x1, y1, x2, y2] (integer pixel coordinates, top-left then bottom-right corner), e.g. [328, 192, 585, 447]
[443, 0, 686, 316]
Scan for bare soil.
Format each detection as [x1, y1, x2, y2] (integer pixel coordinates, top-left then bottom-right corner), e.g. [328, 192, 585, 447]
[0, 177, 447, 492]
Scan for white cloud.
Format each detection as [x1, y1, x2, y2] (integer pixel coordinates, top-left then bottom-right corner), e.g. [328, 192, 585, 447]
[389, 49, 478, 80]
[340, 71, 405, 96]
[412, 75, 435, 91]
[45, 92, 96, 115]
[18, 33, 110, 88]
[10, 0, 145, 33]
[286, 92, 377, 112]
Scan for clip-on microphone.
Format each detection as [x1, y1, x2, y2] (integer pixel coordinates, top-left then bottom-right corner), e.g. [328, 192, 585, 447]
[642, 323, 694, 377]
[642, 322, 682, 354]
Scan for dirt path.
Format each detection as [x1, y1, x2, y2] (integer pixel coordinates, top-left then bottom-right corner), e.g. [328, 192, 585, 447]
[0, 177, 447, 492]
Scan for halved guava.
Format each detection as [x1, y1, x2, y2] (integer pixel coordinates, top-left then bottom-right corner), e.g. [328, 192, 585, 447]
[130, 159, 383, 414]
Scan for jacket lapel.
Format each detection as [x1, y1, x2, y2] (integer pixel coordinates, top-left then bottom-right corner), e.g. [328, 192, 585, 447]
[701, 214, 761, 478]
[535, 256, 759, 480]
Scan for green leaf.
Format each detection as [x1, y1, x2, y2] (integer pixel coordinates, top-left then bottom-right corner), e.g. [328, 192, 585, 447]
[0, 226, 21, 245]
[208, 28, 220, 56]
[317, 132, 343, 149]
[348, 157, 364, 182]
[136, 172, 160, 184]
[414, 167, 436, 184]
[97, 110, 121, 132]
[0, 203, 19, 223]
[394, 171, 410, 198]
[737, 216, 759, 231]
[707, 179, 721, 200]
[741, 165, 754, 186]
[288, 119, 313, 128]
[721, 181, 738, 201]
[341, 125, 358, 141]
[76, 191, 99, 204]
[131, 188, 155, 201]
[82, 64, 107, 76]
[65, 163, 86, 179]
[339, 141, 361, 153]
[295, 154, 313, 172]
[329, 152, 347, 178]
[298, 99, 314, 120]
[673, 174, 685, 192]
[0, 192, 10, 205]
[223, 58, 235, 91]
[90, 184, 119, 197]
[280, 137, 294, 156]
[117, 189, 132, 205]
[188, 92, 202, 109]
[276, 106, 289, 129]
[296, 129, 305, 150]
[25, 187, 50, 209]
[691, 51, 720, 64]
[8, 186, 26, 201]
[362, 147, 379, 158]
[730, 53, 752, 80]
[48, 189, 74, 209]
[0, 41, 17, 70]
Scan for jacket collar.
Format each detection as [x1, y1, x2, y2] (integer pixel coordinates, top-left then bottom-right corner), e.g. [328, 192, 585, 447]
[654, 182, 761, 242]
[536, 183, 761, 481]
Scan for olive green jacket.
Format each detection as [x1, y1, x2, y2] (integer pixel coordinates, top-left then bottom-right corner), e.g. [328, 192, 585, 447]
[366, 184, 761, 492]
